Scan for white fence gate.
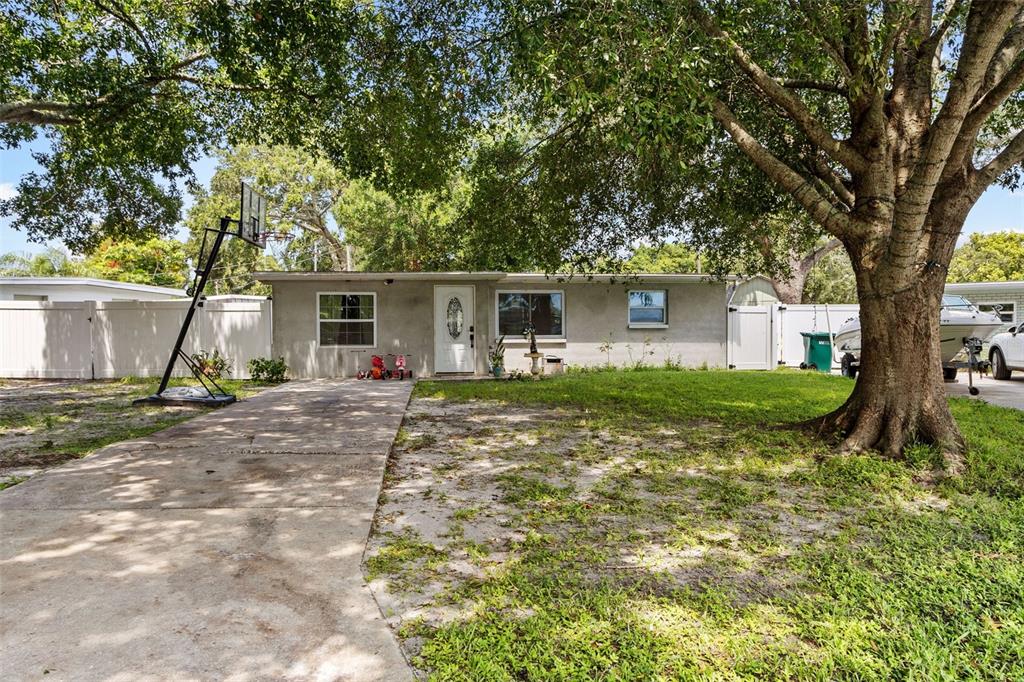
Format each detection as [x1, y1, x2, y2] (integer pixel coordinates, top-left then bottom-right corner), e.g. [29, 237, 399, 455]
[0, 299, 272, 379]
[727, 303, 860, 371]
[727, 305, 775, 370]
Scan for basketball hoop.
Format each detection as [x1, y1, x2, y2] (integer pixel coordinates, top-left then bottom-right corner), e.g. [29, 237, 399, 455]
[134, 182, 269, 408]
[239, 182, 267, 247]
[262, 229, 293, 243]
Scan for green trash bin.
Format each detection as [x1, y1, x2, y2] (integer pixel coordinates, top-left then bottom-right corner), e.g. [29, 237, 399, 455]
[799, 331, 833, 372]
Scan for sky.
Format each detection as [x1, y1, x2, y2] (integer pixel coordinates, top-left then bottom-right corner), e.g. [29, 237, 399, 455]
[1, 141, 1022, 256]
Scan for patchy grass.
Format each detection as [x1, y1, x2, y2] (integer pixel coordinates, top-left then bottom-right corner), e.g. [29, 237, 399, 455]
[0, 377, 272, 482]
[0, 475, 27, 491]
[368, 369, 1024, 681]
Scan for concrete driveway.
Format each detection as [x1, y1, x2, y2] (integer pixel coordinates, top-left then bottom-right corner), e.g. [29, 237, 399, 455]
[946, 373, 1024, 410]
[0, 379, 415, 681]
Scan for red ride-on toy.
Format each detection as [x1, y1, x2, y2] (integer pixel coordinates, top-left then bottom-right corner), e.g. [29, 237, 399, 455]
[389, 354, 413, 379]
[357, 354, 390, 380]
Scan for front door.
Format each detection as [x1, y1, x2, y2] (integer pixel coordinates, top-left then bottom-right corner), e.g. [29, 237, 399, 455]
[434, 285, 475, 373]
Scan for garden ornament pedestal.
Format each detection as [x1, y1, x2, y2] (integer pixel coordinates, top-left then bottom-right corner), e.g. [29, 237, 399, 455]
[524, 352, 544, 380]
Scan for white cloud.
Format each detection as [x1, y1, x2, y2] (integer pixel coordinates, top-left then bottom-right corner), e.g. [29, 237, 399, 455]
[0, 183, 17, 201]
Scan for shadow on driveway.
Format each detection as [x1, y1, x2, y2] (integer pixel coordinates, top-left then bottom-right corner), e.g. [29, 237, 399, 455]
[0, 379, 415, 681]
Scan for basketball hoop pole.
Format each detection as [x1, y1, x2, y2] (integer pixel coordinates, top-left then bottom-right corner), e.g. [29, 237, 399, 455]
[134, 216, 236, 407]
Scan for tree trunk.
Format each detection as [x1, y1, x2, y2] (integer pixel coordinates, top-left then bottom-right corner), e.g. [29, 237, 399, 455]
[767, 239, 842, 305]
[770, 271, 806, 305]
[810, 268, 966, 473]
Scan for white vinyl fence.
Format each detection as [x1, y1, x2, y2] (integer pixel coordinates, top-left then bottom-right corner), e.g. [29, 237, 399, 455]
[727, 303, 860, 371]
[0, 299, 271, 379]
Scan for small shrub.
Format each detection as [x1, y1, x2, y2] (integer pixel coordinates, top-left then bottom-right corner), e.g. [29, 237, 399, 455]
[192, 349, 232, 380]
[248, 356, 288, 383]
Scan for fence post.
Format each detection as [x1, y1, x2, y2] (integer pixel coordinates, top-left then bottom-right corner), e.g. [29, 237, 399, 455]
[84, 300, 97, 380]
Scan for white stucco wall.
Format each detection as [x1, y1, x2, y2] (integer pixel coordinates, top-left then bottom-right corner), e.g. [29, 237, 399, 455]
[266, 276, 729, 378]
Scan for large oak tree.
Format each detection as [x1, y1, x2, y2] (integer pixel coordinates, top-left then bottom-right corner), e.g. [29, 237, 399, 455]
[449, 0, 1023, 470]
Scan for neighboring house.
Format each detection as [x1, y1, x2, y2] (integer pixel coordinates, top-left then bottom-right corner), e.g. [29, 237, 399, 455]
[944, 281, 1022, 335]
[256, 271, 731, 378]
[0, 277, 184, 301]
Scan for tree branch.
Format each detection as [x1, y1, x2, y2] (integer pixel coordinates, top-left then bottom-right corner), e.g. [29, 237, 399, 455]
[981, 10, 1024, 92]
[966, 56, 1024, 130]
[919, 0, 964, 58]
[92, 0, 154, 56]
[0, 100, 80, 125]
[894, 0, 1022, 259]
[709, 98, 852, 238]
[806, 152, 856, 208]
[791, 0, 853, 81]
[1, 51, 220, 128]
[780, 79, 847, 96]
[975, 127, 1024, 189]
[800, 237, 842, 272]
[697, 11, 869, 174]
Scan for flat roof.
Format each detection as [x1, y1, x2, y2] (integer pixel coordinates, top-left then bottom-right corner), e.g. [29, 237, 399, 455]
[254, 271, 732, 284]
[0, 277, 185, 296]
[945, 281, 1024, 293]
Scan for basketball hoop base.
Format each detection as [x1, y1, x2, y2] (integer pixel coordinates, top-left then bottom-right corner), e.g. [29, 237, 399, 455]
[133, 386, 236, 408]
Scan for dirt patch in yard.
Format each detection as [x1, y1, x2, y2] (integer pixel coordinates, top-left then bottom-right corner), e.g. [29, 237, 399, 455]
[0, 379, 267, 483]
[367, 371, 1024, 680]
[365, 395, 851, 671]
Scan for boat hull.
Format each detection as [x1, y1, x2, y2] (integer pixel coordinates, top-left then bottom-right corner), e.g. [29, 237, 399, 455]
[833, 319, 1003, 365]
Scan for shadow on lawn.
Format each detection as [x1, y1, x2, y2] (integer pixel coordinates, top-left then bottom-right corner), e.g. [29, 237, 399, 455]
[370, 371, 1024, 680]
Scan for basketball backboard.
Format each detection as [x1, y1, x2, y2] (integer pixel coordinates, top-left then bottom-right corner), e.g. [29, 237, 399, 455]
[239, 182, 267, 247]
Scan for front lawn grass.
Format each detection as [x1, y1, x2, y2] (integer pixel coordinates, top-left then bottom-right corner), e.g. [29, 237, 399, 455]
[371, 369, 1023, 681]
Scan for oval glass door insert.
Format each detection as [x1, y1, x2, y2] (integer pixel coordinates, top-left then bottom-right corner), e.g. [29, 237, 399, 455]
[447, 297, 464, 338]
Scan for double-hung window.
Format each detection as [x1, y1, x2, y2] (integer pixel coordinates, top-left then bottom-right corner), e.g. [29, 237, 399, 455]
[628, 290, 667, 327]
[318, 293, 376, 346]
[497, 291, 564, 338]
[977, 302, 1015, 324]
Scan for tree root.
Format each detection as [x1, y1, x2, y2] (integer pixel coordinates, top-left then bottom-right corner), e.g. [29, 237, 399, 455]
[800, 392, 967, 476]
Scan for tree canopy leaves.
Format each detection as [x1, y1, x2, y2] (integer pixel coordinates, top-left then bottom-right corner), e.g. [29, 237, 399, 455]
[1, 0, 485, 250]
[949, 231, 1024, 283]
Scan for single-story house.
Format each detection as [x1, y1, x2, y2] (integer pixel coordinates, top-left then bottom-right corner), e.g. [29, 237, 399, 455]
[256, 271, 732, 378]
[0, 277, 185, 302]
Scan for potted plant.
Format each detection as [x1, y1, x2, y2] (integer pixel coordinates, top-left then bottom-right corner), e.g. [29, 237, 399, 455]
[489, 335, 506, 377]
[192, 349, 232, 380]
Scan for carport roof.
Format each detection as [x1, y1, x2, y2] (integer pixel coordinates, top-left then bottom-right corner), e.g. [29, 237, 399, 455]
[254, 271, 734, 284]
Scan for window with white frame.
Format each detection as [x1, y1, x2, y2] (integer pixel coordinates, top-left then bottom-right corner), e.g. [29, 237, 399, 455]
[318, 293, 376, 346]
[977, 302, 1015, 324]
[497, 291, 564, 337]
[628, 290, 667, 327]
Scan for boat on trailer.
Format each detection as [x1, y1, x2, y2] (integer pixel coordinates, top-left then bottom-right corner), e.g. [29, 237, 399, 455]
[832, 295, 1004, 380]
